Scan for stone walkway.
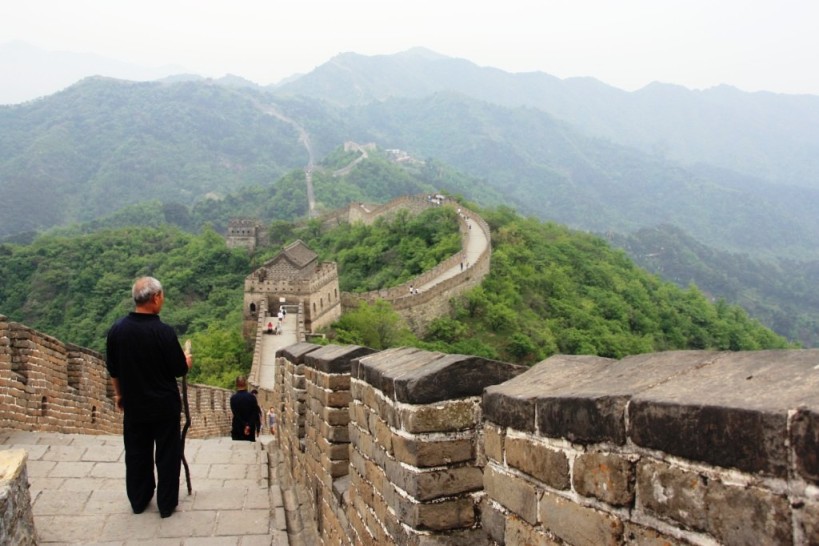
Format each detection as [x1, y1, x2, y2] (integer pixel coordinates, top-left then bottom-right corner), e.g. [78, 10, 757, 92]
[1, 430, 295, 545]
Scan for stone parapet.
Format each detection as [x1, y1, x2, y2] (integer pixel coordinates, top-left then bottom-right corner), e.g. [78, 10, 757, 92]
[331, 194, 492, 335]
[0, 315, 232, 440]
[483, 349, 819, 546]
[302, 344, 376, 545]
[348, 347, 525, 544]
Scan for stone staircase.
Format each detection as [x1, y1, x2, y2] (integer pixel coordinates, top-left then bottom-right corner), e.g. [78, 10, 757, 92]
[1, 430, 318, 545]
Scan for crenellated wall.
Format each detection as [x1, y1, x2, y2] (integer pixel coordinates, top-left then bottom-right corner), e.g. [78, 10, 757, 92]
[0, 315, 233, 439]
[273, 343, 819, 546]
[333, 194, 492, 334]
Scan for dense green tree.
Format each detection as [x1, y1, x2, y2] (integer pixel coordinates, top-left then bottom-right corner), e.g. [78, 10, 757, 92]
[331, 300, 415, 350]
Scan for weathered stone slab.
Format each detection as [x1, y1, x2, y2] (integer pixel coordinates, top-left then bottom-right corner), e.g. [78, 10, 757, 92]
[392, 433, 474, 468]
[305, 344, 376, 374]
[538, 490, 623, 546]
[352, 347, 428, 398]
[792, 407, 819, 484]
[391, 353, 526, 405]
[536, 351, 708, 444]
[484, 464, 539, 525]
[483, 355, 614, 433]
[636, 459, 706, 530]
[276, 342, 322, 363]
[386, 458, 483, 501]
[705, 479, 791, 545]
[572, 452, 634, 506]
[355, 348, 524, 404]
[506, 516, 558, 546]
[630, 349, 819, 477]
[622, 522, 688, 546]
[505, 436, 569, 490]
[398, 399, 480, 434]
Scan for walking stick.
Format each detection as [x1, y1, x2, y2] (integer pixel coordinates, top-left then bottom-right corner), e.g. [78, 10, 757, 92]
[181, 340, 193, 495]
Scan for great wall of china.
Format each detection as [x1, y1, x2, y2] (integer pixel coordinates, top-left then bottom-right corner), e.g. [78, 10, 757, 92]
[2, 194, 819, 544]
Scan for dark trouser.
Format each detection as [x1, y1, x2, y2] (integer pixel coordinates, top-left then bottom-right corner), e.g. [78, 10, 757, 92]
[123, 416, 181, 514]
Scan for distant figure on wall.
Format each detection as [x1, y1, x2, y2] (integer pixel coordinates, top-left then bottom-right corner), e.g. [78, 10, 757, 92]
[268, 407, 277, 436]
[230, 376, 261, 442]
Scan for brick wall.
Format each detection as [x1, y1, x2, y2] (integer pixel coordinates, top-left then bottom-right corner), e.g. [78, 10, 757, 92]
[0, 315, 232, 439]
[274, 344, 819, 545]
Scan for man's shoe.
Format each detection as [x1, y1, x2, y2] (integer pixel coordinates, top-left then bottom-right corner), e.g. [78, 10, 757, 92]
[160, 506, 176, 518]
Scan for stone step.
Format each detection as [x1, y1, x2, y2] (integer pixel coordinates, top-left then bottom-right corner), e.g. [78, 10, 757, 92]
[0, 430, 289, 544]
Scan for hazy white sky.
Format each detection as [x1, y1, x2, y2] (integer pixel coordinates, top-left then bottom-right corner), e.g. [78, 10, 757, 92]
[3, 0, 819, 95]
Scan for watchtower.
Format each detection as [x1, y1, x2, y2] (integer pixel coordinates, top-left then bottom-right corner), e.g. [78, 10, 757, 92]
[226, 218, 264, 252]
[243, 240, 341, 337]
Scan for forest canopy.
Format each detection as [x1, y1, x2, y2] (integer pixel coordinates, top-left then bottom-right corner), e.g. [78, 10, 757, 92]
[0, 201, 792, 388]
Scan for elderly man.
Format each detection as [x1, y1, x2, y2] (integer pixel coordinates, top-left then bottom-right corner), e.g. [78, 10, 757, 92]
[106, 276, 192, 518]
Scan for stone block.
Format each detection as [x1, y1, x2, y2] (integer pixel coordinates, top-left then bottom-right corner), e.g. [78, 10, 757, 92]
[538, 490, 623, 546]
[705, 480, 791, 546]
[395, 492, 476, 531]
[479, 496, 507, 545]
[622, 522, 689, 545]
[305, 344, 375, 374]
[349, 400, 369, 431]
[398, 399, 480, 434]
[484, 464, 539, 525]
[506, 515, 559, 546]
[630, 350, 819, 478]
[392, 433, 474, 468]
[354, 347, 524, 404]
[483, 424, 504, 463]
[371, 414, 394, 454]
[484, 354, 613, 433]
[276, 342, 322, 363]
[506, 436, 570, 490]
[572, 452, 634, 506]
[798, 498, 819, 546]
[386, 458, 483, 501]
[791, 407, 819, 484]
[636, 459, 706, 530]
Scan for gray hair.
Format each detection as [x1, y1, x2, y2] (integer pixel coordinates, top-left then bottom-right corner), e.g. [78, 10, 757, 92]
[132, 276, 163, 305]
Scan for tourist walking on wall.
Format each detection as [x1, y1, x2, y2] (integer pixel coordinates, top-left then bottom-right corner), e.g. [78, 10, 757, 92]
[106, 276, 193, 519]
[230, 376, 261, 442]
[268, 407, 277, 435]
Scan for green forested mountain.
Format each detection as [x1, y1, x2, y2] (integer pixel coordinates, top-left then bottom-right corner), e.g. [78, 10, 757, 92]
[0, 201, 790, 390]
[609, 225, 819, 348]
[0, 77, 307, 237]
[1, 54, 818, 347]
[3, 75, 818, 262]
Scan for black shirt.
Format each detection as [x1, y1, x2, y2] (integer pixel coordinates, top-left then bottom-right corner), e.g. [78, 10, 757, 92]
[230, 390, 261, 440]
[106, 312, 189, 422]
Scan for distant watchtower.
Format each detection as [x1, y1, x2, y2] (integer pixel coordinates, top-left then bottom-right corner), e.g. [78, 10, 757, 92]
[243, 240, 341, 337]
[226, 219, 264, 252]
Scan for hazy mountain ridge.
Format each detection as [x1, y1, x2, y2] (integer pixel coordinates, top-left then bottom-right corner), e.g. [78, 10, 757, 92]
[2, 49, 819, 345]
[2, 73, 818, 259]
[277, 49, 819, 189]
[0, 77, 308, 236]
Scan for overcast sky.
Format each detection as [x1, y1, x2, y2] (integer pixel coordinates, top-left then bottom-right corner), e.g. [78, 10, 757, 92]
[3, 0, 819, 95]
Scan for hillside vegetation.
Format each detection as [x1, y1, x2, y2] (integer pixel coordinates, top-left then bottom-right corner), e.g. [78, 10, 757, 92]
[0, 199, 789, 390]
[610, 225, 819, 347]
[2, 60, 817, 348]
